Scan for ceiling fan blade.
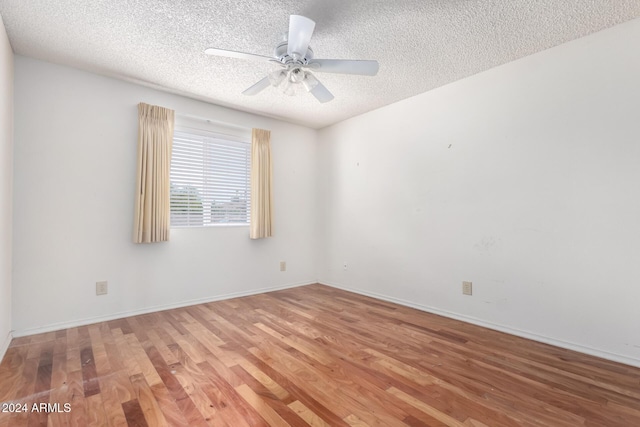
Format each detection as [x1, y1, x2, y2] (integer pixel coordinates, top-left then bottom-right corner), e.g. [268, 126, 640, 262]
[205, 48, 271, 62]
[242, 76, 271, 96]
[306, 59, 379, 76]
[309, 79, 334, 103]
[287, 15, 315, 58]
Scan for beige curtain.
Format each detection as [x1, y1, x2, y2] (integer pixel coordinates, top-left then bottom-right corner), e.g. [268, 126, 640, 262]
[133, 103, 175, 243]
[250, 128, 273, 239]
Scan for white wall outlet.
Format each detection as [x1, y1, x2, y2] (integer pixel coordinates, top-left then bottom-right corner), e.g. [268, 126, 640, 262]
[280, 261, 286, 272]
[96, 281, 108, 296]
[462, 281, 472, 296]
[343, 262, 348, 271]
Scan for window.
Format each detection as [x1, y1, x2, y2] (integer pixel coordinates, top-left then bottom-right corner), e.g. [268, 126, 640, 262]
[170, 127, 251, 227]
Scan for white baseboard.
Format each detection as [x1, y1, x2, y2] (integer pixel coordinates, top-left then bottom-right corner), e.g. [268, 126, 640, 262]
[0, 330, 12, 362]
[12, 281, 315, 338]
[321, 281, 640, 369]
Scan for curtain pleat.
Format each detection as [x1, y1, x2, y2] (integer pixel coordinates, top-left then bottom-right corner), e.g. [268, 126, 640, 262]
[133, 103, 175, 243]
[250, 128, 273, 239]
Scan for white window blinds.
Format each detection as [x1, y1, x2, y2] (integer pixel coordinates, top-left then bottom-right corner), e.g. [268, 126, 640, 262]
[170, 128, 251, 227]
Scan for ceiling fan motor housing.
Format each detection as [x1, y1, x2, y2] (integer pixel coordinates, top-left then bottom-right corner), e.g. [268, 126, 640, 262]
[274, 41, 314, 64]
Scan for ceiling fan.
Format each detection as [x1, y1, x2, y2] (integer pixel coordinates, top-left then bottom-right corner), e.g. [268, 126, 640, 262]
[205, 15, 379, 103]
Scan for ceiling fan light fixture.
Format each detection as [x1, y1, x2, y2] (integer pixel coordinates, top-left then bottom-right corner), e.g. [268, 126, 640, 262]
[281, 80, 297, 96]
[268, 69, 287, 87]
[288, 67, 306, 83]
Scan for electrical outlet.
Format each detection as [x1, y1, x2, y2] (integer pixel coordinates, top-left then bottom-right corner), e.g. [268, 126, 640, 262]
[462, 281, 472, 296]
[96, 281, 108, 296]
[343, 262, 348, 271]
[280, 261, 286, 272]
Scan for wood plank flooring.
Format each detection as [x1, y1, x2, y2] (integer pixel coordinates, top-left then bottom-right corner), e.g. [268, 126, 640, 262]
[1, 284, 639, 426]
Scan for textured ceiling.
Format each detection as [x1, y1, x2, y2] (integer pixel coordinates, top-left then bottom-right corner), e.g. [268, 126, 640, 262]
[1, 1, 639, 128]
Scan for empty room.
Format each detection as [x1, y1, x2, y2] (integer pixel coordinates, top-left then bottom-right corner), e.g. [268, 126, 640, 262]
[1, 1, 640, 426]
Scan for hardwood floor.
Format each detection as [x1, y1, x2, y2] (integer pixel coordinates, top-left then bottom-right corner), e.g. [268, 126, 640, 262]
[1, 284, 639, 426]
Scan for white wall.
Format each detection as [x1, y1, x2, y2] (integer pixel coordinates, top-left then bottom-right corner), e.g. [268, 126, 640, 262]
[12, 56, 317, 335]
[0, 15, 13, 360]
[317, 18, 640, 366]
[0, 14, 12, 359]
